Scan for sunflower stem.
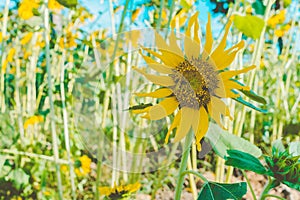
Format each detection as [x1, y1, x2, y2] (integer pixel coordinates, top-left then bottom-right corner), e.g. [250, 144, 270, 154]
[259, 178, 278, 200]
[174, 130, 193, 200]
[43, 2, 63, 199]
[0, 0, 10, 113]
[241, 170, 257, 200]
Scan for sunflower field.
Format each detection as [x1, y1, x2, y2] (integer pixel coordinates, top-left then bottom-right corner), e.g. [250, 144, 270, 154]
[0, 0, 299, 199]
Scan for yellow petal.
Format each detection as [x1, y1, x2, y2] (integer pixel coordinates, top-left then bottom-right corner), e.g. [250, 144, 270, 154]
[133, 66, 175, 87]
[224, 40, 245, 54]
[184, 12, 200, 59]
[173, 107, 195, 143]
[211, 21, 232, 59]
[141, 53, 174, 73]
[211, 96, 233, 120]
[194, 107, 209, 151]
[135, 88, 173, 98]
[155, 31, 173, 53]
[215, 80, 240, 98]
[184, 36, 200, 60]
[189, 12, 201, 44]
[191, 108, 200, 137]
[220, 65, 255, 80]
[203, 13, 213, 56]
[165, 109, 182, 143]
[224, 80, 250, 91]
[214, 41, 245, 70]
[169, 30, 184, 58]
[131, 106, 151, 114]
[208, 101, 226, 130]
[142, 47, 183, 68]
[145, 97, 179, 120]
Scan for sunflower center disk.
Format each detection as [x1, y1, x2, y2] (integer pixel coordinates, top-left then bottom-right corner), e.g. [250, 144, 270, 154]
[170, 59, 219, 110]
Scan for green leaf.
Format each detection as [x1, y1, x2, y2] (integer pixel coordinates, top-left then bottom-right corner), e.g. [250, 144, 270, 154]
[126, 103, 153, 111]
[180, 0, 192, 9]
[252, 0, 266, 15]
[206, 123, 262, 158]
[283, 181, 300, 191]
[225, 150, 269, 175]
[289, 141, 300, 157]
[7, 168, 30, 190]
[233, 94, 267, 113]
[197, 181, 247, 200]
[233, 15, 265, 39]
[56, 0, 78, 8]
[239, 89, 267, 104]
[283, 0, 292, 7]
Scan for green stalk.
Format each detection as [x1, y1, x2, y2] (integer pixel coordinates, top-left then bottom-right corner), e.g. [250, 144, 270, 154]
[261, 194, 285, 200]
[260, 178, 278, 200]
[156, 0, 165, 30]
[180, 170, 208, 183]
[0, 0, 10, 113]
[241, 170, 257, 200]
[95, 89, 110, 199]
[43, 2, 63, 199]
[187, 154, 197, 199]
[107, 0, 130, 83]
[59, 51, 76, 200]
[174, 130, 193, 200]
[164, 0, 175, 38]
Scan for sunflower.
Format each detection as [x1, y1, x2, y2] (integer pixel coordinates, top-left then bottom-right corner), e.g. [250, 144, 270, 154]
[99, 182, 141, 200]
[132, 12, 255, 151]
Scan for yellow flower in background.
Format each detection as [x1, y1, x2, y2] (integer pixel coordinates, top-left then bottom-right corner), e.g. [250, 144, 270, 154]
[24, 115, 44, 129]
[124, 30, 141, 48]
[59, 32, 77, 49]
[74, 155, 91, 176]
[18, 0, 40, 20]
[267, 9, 286, 28]
[20, 32, 33, 45]
[7, 48, 16, 62]
[99, 182, 141, 199]
[274, 23, 291, 37]
[48, 0, 63, 10]
[132, 12, 255, 151]
[36, 34, 45, 48]
[171, 9, 188, 28]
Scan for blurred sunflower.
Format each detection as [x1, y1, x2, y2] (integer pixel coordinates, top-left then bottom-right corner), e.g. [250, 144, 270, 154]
[74, 155, 91, 176]
[18, 0, 40, 20]
[132, 12, 255, 151]
[99, 182, 141, 200]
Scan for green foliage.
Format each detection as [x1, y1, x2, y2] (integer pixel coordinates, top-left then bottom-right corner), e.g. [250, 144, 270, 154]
[197, 181, 247, 200]
[233, 15, 265, 39]
[239, 89, 267, 104]
[252, 0, 265, 15]
[225, 140, 300, 192]
[233, 94, 267, 113]
[57, 0, 78, 8]
[225, 150, 269, 175]
[206, 123, 262, 158]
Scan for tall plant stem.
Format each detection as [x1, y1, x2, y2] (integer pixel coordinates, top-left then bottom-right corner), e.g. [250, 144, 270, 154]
[174, 130, 193, 200]
[59, 51, 76, 200]
[107, 0, 130, 83]
[43, 2, 63, 199]
[0, 0, 10, 113]
[260, 178, 278, 200]
[241, 170, 257, 200]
